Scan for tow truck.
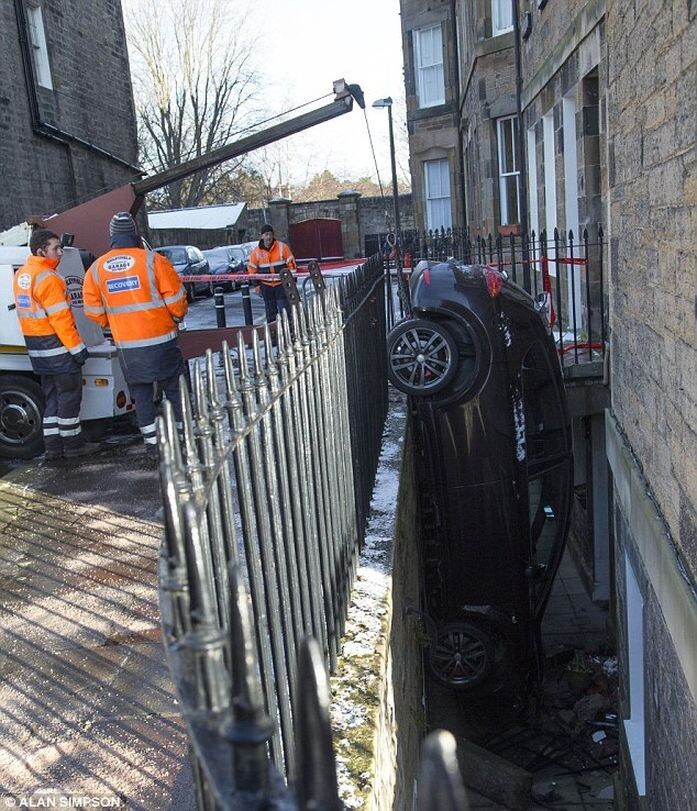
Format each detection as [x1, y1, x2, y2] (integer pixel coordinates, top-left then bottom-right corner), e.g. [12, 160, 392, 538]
[0, 225, 132, 458]
[0, 80, 364, 458]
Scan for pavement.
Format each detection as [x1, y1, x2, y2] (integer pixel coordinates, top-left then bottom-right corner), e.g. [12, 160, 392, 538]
[0, 436, 194, 810]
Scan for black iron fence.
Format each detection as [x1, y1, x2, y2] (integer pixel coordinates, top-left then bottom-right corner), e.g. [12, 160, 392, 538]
[156, 258, 396, 806]
[400, 227, 607, 367]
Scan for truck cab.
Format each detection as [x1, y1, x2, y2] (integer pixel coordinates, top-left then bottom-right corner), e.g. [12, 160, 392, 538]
[0, 243, 133, 458]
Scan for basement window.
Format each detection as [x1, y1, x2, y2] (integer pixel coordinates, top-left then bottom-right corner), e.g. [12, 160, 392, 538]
[624, 552, 646, 796]
[25, 1, 53, 90]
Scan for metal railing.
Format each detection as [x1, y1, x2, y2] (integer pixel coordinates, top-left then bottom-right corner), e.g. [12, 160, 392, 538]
[156, 257, 394, 805]
[401, 226, 607, 367]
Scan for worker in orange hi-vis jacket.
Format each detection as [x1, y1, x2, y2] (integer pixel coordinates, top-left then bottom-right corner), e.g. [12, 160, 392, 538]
[247, 223, 297, 322]
[13, 228, 98, 461]
[82, 212, 188, 461]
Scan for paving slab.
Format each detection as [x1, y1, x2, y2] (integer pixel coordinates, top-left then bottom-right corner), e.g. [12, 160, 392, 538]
[0, 447, 193, 809]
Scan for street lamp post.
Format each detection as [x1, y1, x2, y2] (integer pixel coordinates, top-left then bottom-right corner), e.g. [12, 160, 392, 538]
[372, 96, 410, 319]
[371, 97, 401, 241]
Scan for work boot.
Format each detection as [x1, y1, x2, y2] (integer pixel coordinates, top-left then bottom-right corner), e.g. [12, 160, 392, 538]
[64, 441, 101, 459]
[44, 449, 64, 461]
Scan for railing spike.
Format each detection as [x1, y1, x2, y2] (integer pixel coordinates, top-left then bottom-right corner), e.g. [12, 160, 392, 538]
[294, 639, 342, 811]
[417, 730, 470, 811]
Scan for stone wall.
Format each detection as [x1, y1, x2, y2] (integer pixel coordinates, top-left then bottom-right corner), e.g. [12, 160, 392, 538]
[0, 0, 138, 230]
[606, 0, 696, 579]
[330, 407, 423, 810]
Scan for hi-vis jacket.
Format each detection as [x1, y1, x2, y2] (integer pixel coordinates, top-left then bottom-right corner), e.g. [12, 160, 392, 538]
[247, 239, 296, 287]
[13, 255, 87, 375]
[83, 248, 188, 384]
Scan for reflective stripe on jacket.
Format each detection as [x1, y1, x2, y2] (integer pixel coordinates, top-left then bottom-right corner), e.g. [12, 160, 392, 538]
[247, 239, 296, 287]
[83, 248, 188, 385]
[13, 255, 86, 375]
[83, 248, 187, 349]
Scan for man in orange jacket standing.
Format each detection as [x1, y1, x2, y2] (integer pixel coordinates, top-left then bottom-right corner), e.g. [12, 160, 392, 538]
[247, 223, 297, 322]
[13, 229, 95, 460]
[83, 212, 188, 459]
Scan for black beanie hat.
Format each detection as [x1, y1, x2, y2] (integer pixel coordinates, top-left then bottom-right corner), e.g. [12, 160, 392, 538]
[260, 223, 274, 235]
[109, 212, 137, 238]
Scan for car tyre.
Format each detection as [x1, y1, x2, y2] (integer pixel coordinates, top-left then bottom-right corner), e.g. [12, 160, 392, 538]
[429, 621, 495, 690]
[185, 282, 195, 303]
[0, 375, 45, 459]
[387, 318, 458, 395]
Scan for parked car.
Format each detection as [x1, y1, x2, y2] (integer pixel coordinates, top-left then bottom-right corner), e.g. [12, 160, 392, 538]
[202, 245, 246, 292]
[387, 260, 573, 698]
[155, 245, 210, 301]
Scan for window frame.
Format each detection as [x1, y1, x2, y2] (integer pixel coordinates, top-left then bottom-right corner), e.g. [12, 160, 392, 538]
[496, 116, 521, 226]
[25, 1, 53, 90]
[413, 24, 445, 109]
[423, 158, 452, 232]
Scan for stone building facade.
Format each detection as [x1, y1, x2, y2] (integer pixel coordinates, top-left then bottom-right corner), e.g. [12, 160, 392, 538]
[0, 0, 139, 231]
[399, 1, 697, 806]
[399, 0, 464, 234]
[604, 1, 697, 807]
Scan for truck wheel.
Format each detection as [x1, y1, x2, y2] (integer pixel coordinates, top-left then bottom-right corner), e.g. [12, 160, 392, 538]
[387, 319, 458, 396]
[0, 376, 45, 459]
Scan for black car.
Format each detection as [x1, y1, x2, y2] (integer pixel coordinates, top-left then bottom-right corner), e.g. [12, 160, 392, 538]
[156, 245, 210, 300]
[387, 261, 572, 697]
[202, 246, 246, 292]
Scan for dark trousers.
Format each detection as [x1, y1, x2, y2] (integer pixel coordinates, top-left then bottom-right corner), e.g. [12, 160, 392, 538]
[41, 372, 84, 453]
[129, 365, 185, 446]
[260, 284, 289, 323]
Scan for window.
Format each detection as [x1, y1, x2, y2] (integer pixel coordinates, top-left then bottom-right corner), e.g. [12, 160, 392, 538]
[624, 553, 646, 796]
[542, 112, 557, 239]
[413, 25, 445, 108]
[424, 159, 451, 231]
[25, 2, 52, 89]
[527, 126, 539, 236]
[496, 117, 520, 225]
[492, 0, 513, 36]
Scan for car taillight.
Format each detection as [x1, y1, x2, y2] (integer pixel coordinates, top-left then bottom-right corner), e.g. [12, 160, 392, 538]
[116, 391, 127, 408]
[484, 268, 503, 298]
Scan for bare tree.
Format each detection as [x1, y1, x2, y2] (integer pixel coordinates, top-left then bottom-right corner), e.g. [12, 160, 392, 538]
[124, 0, 259, 209]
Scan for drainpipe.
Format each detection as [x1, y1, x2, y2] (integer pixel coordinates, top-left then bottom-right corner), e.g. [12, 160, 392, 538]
[450, 0, 468, 229]
[512, 0, 531, 291]
[13, 0, 141, 174]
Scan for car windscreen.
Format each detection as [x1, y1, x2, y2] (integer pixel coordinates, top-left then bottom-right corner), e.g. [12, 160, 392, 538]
[157, 248, 187, 264]
[229, 248, 245, 261]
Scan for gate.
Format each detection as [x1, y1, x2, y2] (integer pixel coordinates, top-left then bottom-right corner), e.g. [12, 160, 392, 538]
[289, 217, 343, 261]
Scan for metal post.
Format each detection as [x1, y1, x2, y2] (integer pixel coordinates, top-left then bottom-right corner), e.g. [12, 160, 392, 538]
[241, 283, 253, 326]
[214, 287, 226, 328]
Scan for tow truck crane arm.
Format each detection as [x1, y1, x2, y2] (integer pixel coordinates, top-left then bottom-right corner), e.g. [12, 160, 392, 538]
[28, 80, 365, 256]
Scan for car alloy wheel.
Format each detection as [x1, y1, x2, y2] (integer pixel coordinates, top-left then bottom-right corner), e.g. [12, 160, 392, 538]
[429, 621, 494, 689]
[387, 318, 458, 395]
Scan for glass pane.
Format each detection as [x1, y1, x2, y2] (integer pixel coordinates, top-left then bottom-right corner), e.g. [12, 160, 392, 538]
[504, 175, 519, 224]
[493, 0, 513, 32]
